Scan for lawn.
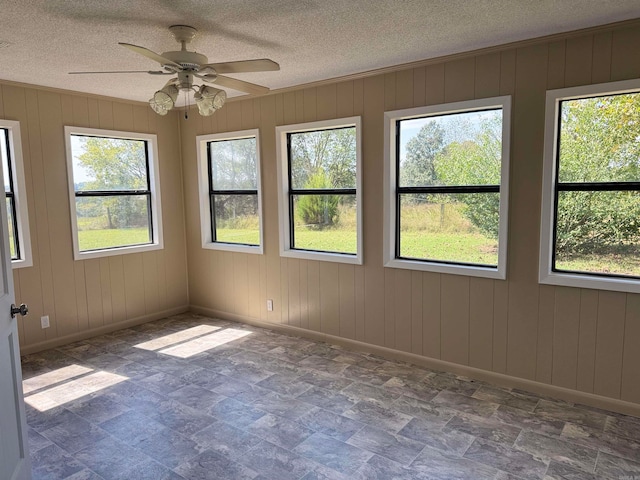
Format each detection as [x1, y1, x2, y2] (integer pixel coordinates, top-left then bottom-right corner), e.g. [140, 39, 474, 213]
[556, 251, 640, 277]
[78, 227, 150, 251]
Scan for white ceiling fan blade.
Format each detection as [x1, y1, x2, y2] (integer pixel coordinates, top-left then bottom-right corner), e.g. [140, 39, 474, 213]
[201, 59, 280, 74]
[119, 43, 182, 69]
[210, 75, 270, 95]
[69, 70, 170, 75]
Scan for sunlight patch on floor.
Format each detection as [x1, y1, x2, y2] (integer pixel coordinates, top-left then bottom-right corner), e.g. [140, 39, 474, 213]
[23, 366, 127, 412]
[134, 325, 221, 351]
[22, 364, 93, 395]
[159, 328, 252, 358]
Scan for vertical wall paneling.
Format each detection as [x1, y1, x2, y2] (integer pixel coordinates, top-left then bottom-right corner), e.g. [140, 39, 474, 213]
[591, 32, 612, 84]
[279, 258, 289, 324]
[469, 278, 494, 371]
[412, 67, 426, 107]
[307, 260, 320, 331]
[610, 27, 640, 81]
[564, 36, 593, 87]
[621, 294, 640, 403]
[338, 264, 356, 340]
[593, 292, 626, 399]
[410, 271, 423, 355]
[422, 272, 441, 359]
[551, 287, 581, 389]
[425, 64, 445, 105]
[474, 53, 501, 99]
[444, 58, 475, 103]
[576, 289, 598, 393]
[288, 258, 301, 327]
[492, 280, 509, 374]
[336, 81, 354, 118]
[395, 69, 414, 109]
[536, 285, 555, 383]
[319, 262, 339, 336]
[546, 41, 566, 90]
[394, 269, 412, 353]
[440, 275, 470, 365]
[384, 268, 396, 348]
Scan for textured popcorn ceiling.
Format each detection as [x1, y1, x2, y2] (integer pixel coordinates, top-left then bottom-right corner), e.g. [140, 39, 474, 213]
[0, 0, 638, 103]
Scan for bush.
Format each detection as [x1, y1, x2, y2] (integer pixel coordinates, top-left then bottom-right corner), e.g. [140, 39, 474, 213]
[296, 170, 340, 228]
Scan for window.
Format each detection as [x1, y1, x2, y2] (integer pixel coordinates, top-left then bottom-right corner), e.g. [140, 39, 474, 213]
[0, 120, 32, 268]
[276, 117, 362, 264]
[384, 97, 511, 279]
[196, 130, 263, 254]
[540, 79, 640, 293]
[64, 127, 163, 260]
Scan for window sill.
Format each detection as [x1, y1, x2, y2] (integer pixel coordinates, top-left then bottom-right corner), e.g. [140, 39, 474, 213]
[385, 258, 505, 279]
[73, 242, 163, 261]
[539, 270, 640, 294]
[202, 242, 263, 255]
[11, 258, 33, 269]
[281, 248, 362, 265]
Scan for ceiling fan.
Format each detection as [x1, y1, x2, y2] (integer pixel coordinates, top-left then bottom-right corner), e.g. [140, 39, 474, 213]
[70, 25, 280, 117]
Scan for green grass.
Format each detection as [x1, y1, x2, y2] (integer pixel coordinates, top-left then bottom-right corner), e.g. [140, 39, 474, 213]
[216, 229, 260, 245]
[556, 251, 640, 277]
[78, 227, 150, 251]
[401, 232, 497, 265]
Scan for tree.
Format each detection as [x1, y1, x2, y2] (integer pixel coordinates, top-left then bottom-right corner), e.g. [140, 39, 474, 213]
[289, 128, 356, 189]
[296, 170, 340, 227]
[401, 121, 445, 187]
[434, 116, 502, 238]
[555, 93, 640, 254]
[76, 137, 148, 229]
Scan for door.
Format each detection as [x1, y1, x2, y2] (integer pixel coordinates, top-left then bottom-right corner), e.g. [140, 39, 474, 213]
[0, 157, 30, 478]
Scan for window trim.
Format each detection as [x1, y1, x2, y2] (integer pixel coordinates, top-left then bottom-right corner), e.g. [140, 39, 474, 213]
[276, 117, 363, 265]
[539, 78, 640, 293]
[0, 120, 32, 268]
[196, 129, 264, 254]
[64, 126, 163, 261]
[383, 96, 511, 279]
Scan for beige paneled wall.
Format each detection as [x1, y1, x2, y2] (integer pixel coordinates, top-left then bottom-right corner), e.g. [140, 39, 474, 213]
[0, 84, 189, 352]
[181, 21, 640, 408]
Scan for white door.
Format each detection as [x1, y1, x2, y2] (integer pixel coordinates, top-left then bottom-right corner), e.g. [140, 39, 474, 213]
[0, 160, 30, 478]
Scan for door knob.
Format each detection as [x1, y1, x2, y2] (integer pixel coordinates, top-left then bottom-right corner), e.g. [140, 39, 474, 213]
[10, 303, 28, 318]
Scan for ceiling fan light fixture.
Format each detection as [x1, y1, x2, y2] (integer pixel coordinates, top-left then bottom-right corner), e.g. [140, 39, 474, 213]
[150, 84, 179, 113]
[195, 85, 226, 116]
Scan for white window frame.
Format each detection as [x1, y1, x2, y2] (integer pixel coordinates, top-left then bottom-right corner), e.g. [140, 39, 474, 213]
[0, 120, 32, 268]
[383, 96, 511, 279]
[539, 79, 640, 293]
[64, 126, 163, 261]
[276, 117, 363, 265]
[196, 129, 264, 254]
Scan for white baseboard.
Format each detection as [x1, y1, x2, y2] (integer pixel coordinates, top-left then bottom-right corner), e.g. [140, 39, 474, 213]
[20, 305, 190, 355]
[190, 304, 640, 418]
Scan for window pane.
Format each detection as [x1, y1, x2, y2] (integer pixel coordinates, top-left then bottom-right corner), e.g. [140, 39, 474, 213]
[289, 127, 357, 190]
[76, 195, 151, 251]
[558, 93, 640, 183]
[69, 136, 148, 191]
[209, 137, 257, 190]
[1, 130, 10, 192]
[398, 109, 502, 187]
[292, 194, 357, 254]
[555, 190, 640, 277]
[213, 194, 260, 245]
[398, 193, 500, 266]
[6, 197, 17, 260]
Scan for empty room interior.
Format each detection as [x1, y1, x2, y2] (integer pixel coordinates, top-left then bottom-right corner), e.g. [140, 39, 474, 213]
[2, 2, 640, 479]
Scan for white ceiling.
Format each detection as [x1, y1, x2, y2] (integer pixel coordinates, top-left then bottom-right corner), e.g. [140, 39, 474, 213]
[1, 1, 639, 103]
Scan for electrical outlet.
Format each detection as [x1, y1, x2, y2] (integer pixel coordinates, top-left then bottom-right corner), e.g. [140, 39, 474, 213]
[266, 299, 273, 312]
[41, 315, 50, 329]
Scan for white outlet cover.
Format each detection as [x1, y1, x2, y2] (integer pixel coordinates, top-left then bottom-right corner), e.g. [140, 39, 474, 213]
[41, 315, 50, 328]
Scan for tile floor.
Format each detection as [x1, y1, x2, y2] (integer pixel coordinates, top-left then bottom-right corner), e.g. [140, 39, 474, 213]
[22, 313, 640, 480]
